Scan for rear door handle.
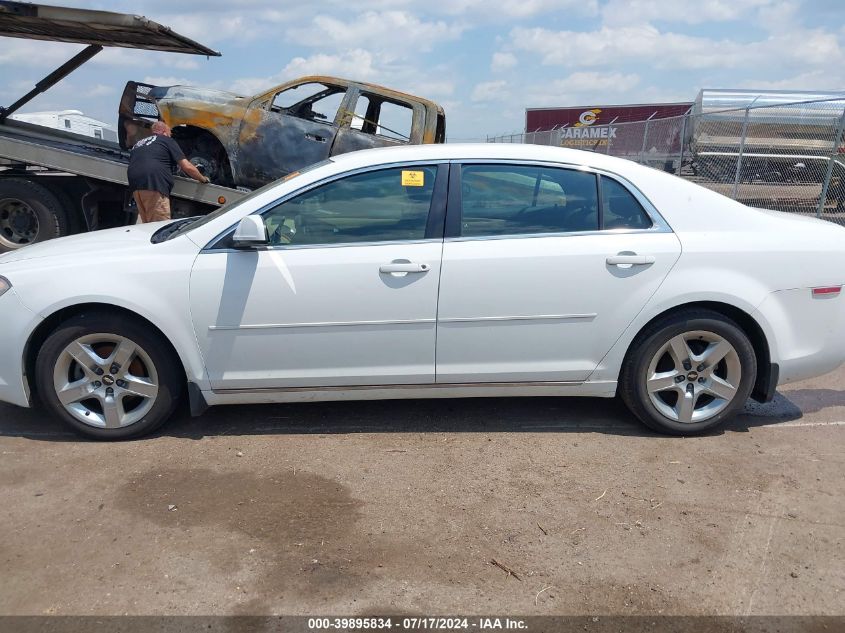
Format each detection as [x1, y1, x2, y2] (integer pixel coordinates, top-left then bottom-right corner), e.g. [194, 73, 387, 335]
[305, 133, 327, 143]
[379, 262, 430, 274]
[606, 254, 656, 266]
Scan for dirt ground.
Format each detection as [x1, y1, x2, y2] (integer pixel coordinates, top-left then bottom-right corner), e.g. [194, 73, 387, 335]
[0, 366, 843, 618]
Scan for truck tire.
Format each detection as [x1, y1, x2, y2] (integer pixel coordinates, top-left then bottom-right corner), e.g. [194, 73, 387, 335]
[40, 180, 85, 235]
[0, 178, 70, 252]
[177, 131, 233, 186]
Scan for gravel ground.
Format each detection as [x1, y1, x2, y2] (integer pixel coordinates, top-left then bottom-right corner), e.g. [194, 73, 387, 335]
[0, 368, 843, 617]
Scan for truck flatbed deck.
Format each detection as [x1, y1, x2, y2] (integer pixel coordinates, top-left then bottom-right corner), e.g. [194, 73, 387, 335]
[0, 118, 246, 209]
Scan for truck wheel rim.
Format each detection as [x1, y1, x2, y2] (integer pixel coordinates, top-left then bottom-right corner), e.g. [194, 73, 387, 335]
[0, 197, 39, 248]
[645, 330, 741, 424]
[53, 334, 159, 429]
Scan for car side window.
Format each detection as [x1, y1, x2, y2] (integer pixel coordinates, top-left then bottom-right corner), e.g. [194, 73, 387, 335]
[271, 83, 345, 124]
[601, 176, 653, 230]
[351, 94, 413, 141]
[459, 165, 599, 237]
[260, 166, 437, 246]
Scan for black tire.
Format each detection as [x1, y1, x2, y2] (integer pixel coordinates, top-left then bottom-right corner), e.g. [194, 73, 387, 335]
[178, 134, 232, 186]
[0, 178, 70, 252]
[35, 311, 183, 440]
[619, 309, 757, 436]
[40, 180, 84, 235]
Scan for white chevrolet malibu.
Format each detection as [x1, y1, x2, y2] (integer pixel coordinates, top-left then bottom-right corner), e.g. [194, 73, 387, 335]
[1, 144, 843, 439]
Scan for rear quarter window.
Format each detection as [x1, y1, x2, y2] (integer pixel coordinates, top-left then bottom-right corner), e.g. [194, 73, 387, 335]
[601, 176, 653, 230]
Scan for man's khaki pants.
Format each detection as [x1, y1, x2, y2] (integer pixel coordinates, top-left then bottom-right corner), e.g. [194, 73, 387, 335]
[133, 190, 171, 223]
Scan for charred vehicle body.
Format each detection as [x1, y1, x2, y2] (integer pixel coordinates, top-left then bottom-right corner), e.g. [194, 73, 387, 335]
[119, 77, 447, 188]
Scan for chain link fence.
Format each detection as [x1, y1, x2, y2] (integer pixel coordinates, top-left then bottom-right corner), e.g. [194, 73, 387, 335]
[488, 97, 845, 224]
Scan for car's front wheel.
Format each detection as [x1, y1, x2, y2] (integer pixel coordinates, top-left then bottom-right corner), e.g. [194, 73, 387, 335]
[620, 309, 757, 435]
[35, 312, 183, 440]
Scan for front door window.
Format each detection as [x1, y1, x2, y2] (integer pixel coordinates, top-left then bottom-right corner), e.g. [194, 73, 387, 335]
[271, 82, 345, 125]
[260, 166, 438, 246]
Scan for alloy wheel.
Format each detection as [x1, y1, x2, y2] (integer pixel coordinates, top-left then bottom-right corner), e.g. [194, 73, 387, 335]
[645, 330, 741, 424]
[52, 334, 159, 429]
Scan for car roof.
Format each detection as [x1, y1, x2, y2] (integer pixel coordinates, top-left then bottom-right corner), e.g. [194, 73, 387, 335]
[264, 75, 445, 115]
[329, 142, 641, 176]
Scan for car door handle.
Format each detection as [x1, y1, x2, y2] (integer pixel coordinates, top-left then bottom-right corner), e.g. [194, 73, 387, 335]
[305, 133, 327, 143]
[379, 262, 430, 274]
[606, 254, 656, 266]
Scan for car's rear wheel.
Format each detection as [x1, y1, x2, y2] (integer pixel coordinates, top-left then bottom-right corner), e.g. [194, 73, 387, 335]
[620, 310, 756, 435]
[35, 313, 183, 440]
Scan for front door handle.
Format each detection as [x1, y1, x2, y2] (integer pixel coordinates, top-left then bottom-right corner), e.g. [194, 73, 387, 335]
[305, 133, 327, 143]
[606, 254, 656, 266]
[379, 262, 430, 274]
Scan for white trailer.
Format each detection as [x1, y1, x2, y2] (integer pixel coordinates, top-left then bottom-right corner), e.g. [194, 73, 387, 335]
[10, 110, 118, 142]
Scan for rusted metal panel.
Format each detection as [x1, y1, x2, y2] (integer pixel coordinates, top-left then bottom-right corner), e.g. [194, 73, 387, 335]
[233, 104, 338, 188]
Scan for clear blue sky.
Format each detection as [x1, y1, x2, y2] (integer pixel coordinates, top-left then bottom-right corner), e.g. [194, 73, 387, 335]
[1, 0, 843, 139]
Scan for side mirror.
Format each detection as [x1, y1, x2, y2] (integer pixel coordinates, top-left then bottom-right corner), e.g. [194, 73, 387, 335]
[232, 216, 268, 249]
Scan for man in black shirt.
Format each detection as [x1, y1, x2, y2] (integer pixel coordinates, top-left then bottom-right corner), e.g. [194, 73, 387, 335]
[127, 121, 209, 223]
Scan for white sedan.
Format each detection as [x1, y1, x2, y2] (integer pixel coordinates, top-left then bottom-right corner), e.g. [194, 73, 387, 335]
[1, 144, 843, 439]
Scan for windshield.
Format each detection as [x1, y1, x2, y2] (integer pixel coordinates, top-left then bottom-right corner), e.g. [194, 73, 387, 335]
[160, 159, 334, 241]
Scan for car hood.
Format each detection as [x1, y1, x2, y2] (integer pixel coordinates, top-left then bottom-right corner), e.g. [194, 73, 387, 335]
[0, 223, 168, 265]
[150, 85, 247, 107]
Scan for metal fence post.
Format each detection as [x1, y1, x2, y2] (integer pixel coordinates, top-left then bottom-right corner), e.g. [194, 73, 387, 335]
[640, 121, 648, 164]
[677, 114, 688, 176]
[816, 109, 845, 217]
[640, 113, 656, 164]
[605, 117, 617, 155]
[732, 107, 750, 199]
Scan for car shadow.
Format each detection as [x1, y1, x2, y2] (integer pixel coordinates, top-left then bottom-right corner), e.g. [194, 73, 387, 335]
[0, 389, 807, 442]
[770, 388, 845, 415]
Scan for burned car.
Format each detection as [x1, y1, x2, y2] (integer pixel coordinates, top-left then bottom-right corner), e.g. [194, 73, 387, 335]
[119, 76, 446, 188]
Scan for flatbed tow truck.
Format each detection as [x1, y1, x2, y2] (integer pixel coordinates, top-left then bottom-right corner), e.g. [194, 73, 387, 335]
[0, 1, 247, 252]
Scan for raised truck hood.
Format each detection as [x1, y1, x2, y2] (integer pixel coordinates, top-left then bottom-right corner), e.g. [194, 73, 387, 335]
[150, 85, 246, 107]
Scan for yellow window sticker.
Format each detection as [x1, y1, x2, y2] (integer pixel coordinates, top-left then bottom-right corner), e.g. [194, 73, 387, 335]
[401, 170, 425, 187]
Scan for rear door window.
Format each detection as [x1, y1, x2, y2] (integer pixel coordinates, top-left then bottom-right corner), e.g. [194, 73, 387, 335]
[459, 164, 599, 237]
[351, 94, 414, 141]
